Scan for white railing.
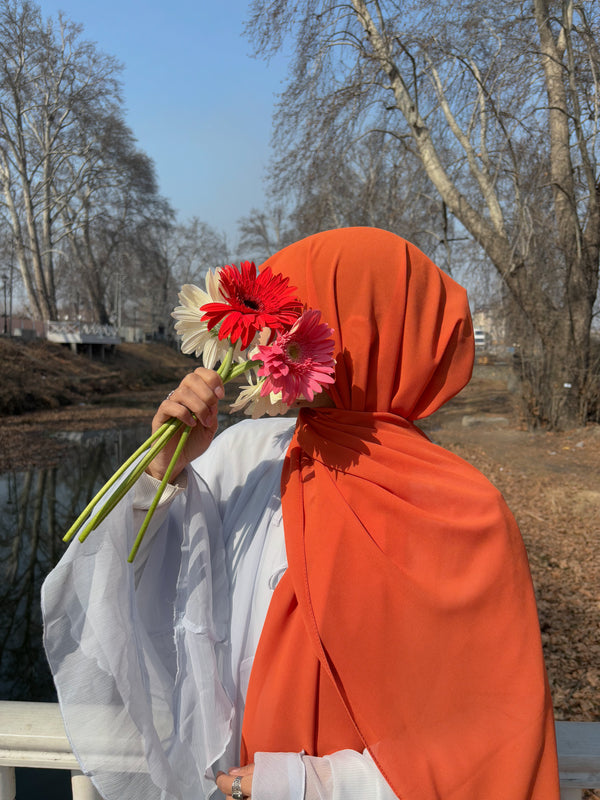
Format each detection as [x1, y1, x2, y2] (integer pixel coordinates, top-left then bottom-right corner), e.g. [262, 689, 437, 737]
[556, 721, 600, 800]
[46, 321, 119, 338]
[0, 702, 100, 799]
[45, 320, 120, 345]
[0, 701, 598, 800]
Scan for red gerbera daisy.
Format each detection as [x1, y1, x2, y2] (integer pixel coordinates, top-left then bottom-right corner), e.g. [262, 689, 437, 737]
[200, 261, 302, 349]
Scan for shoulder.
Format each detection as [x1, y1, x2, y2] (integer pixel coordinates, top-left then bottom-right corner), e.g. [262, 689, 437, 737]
[189, 416, 297, 500]
[214, 416, 297, 458]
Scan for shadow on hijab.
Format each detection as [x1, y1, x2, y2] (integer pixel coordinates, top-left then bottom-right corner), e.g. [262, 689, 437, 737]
[289, 408, 379, 473]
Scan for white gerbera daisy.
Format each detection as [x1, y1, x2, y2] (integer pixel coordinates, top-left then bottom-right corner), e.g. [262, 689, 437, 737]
[229, 372, 289, 419]
[171, 271, 248, 368]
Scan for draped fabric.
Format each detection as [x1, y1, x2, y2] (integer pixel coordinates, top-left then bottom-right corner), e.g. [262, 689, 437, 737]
[241, 228, 559, 799]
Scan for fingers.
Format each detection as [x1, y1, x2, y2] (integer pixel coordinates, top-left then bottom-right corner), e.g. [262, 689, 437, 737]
[155, 368, 225, 429]
[146, 369, 225, 481]
[229, 765, 254, 777]
[215, 765, 254, 799]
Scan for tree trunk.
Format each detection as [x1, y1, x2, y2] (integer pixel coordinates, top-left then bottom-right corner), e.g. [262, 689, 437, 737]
[65, 221, 111, 325]
[20, 168, 55, 320]
[42, 149, 57, 317]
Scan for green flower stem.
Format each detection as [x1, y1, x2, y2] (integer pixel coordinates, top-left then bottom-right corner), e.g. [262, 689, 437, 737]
[125, 349, 248, 561]
[127, 424, 192, 563]
[62, 418, 180, 544]
[217, 345, 235, 382]
[76, 419, 183, 544]
[64, 345, 256, 560]
[228, 359, 257, 380]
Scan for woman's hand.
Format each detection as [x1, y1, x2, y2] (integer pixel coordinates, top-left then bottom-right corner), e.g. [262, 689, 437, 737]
[216, 765, 254, 799]
[146, 368, 225, 482]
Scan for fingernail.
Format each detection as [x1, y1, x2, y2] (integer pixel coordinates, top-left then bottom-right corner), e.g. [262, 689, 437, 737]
[215, 385, 225, 399]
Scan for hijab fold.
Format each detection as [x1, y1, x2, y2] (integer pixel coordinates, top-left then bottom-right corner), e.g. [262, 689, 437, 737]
[241, 228, 559, 799]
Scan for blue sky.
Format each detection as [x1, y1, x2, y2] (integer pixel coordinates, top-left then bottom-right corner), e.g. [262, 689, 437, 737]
[38, 0, 288, 248]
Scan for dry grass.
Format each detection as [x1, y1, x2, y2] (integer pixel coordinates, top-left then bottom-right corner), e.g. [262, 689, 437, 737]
[0, 338, 193, 415]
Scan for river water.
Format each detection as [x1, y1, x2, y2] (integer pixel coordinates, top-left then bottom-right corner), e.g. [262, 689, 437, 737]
[0, 424, 150, 704]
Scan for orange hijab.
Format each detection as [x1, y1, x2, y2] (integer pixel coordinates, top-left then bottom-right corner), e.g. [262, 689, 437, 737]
[241, 228, 559, 799]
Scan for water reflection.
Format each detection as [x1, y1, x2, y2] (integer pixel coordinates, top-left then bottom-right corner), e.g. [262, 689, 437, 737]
[0, 415, 242, 703]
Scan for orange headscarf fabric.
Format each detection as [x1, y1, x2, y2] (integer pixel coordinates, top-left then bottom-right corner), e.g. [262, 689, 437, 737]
[241, 228, 559, 799]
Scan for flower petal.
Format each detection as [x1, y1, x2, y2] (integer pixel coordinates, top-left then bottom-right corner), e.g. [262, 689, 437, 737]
[256, 310, 336, 405]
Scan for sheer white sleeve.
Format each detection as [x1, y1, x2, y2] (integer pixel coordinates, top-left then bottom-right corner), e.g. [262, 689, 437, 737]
[252, 750, 397, 800]
[131, 470, 187, 584]
[253, 752, 305, 800]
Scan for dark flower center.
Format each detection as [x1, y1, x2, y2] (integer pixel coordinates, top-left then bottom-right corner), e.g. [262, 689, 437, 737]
[286, 342, 302, 361]
[243, 298, 261, 311]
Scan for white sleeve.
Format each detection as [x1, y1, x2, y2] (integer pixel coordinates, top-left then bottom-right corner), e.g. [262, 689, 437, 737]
[252, 750, 397, 800]
[131, 470, 187, 584]
[132, 470, 187, 587]
[42, 457, 229, 800]
[253, 752, 305, 800]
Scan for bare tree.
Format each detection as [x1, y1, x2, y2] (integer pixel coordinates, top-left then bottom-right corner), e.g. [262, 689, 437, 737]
[167, 217, 229, 286]
[58, 112, 172, 324]
[0, 0, 125, 321]
[286, 134, 465, 275]
[121, 217, 230, 338]
[237, 204, 295, 262]
[240, 136, 466, 277]
[246, 0, 600, 427]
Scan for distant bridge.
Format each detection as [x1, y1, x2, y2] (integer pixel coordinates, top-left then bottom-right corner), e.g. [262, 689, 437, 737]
[46, 320, 120, 346]
[45, 320, 120, 358]
[46, 320, 121, 344]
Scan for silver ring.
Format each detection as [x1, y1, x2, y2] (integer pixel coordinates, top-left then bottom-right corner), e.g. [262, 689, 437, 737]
[231, 775, 243, 800]
[165, 390, 175, 401]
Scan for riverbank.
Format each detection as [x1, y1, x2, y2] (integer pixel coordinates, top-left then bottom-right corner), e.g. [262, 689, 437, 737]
[0, 338, 196, 416]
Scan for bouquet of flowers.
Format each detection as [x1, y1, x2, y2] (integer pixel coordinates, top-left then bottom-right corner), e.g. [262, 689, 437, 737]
[63, 261, 336, 562]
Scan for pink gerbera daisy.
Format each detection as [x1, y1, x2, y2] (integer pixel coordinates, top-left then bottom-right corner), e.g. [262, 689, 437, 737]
[200, 261, 302, 349]
[254, 309, 336, 405]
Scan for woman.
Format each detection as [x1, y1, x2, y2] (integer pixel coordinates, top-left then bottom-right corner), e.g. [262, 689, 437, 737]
[43, 227, 560, 800]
